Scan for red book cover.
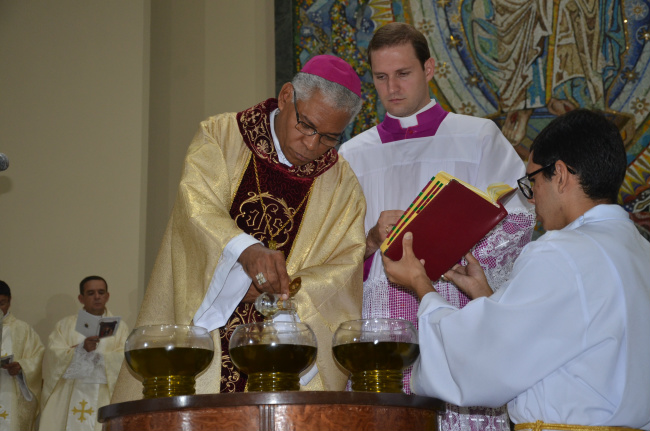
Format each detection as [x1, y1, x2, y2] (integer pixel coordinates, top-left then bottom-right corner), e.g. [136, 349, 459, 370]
[382, 179, 509, 281]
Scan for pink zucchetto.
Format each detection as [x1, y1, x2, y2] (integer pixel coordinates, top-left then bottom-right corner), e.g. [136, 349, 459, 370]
[300, 55, 362, 98]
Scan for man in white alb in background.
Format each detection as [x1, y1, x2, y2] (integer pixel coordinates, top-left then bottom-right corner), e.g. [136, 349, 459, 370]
[39, 276, 129, 431]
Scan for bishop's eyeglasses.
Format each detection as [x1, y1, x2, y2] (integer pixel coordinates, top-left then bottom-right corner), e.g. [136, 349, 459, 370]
[293, 90, 343, 148]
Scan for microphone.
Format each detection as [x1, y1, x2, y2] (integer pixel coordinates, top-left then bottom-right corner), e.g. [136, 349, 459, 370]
[0, 153, 8, 171]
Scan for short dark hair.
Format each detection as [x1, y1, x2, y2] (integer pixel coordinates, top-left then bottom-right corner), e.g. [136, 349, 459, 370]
[79, 275, 108, 295]
[368, 22, 431, 68]
[0, 280, 10, 298]
[530, 109, 627, 204]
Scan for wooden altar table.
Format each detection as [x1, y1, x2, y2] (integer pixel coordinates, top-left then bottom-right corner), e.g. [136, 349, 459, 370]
[99, 391, 443, 431]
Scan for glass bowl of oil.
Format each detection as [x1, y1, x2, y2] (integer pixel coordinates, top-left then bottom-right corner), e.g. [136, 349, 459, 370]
[332, 318, 419, 393]
[124, 324, 214, 398]
[229, 321, 317, 392]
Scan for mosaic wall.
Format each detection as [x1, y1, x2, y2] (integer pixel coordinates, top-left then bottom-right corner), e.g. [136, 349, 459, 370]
[286, 0, 650, 235]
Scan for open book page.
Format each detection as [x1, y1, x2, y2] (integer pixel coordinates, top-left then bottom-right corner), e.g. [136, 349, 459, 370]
[437, 172, 514, 204]
[487, 183, 516, 203]
[74, 309, 121, 338]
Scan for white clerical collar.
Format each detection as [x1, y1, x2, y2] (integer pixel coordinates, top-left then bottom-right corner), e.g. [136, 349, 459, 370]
[270, 108, 292, 167]
[84, 308, 107, 318]
[386, 99, 437, 128]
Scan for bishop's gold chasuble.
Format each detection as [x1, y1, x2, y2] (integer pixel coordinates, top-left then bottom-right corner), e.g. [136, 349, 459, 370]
[111, 99, 365, 403]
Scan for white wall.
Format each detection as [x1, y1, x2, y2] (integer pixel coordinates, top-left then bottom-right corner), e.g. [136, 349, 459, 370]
[0, 1, 150, 340]
[205, 1, 277, 115]
[144, 0, 276, 292]
[0, 0, 275, 344]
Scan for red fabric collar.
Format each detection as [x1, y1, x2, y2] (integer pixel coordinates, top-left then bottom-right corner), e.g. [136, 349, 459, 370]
[377, 103, 449, 144]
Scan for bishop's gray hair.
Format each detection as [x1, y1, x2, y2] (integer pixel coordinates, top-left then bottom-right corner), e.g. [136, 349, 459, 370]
[291, 72, 362, 123]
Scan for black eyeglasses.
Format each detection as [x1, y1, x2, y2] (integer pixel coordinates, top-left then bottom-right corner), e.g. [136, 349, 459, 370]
[517, 162, 576, 199]
[517, 163, 555, 199]
[293, 90, 342, 148]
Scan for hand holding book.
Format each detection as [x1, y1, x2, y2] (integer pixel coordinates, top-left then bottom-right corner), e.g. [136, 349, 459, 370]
[443, 251, 494, 299]
[382, 232, 434, 300]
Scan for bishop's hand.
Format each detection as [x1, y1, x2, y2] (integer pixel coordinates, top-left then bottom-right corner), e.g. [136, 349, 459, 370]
[239, 243, 292, 302]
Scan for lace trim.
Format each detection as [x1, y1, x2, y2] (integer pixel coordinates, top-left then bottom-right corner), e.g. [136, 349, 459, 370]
[62, 344, 107, 384]
[439, 404, 510, 431]
[474, 208, 536, 291]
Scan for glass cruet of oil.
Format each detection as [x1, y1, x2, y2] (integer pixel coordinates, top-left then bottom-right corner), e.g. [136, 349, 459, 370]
[254, 277, 302, 319]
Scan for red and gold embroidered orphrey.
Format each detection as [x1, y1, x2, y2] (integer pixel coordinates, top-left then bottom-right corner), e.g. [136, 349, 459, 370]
[219, 99, 339, 392]
[219, 303, 261, 393]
